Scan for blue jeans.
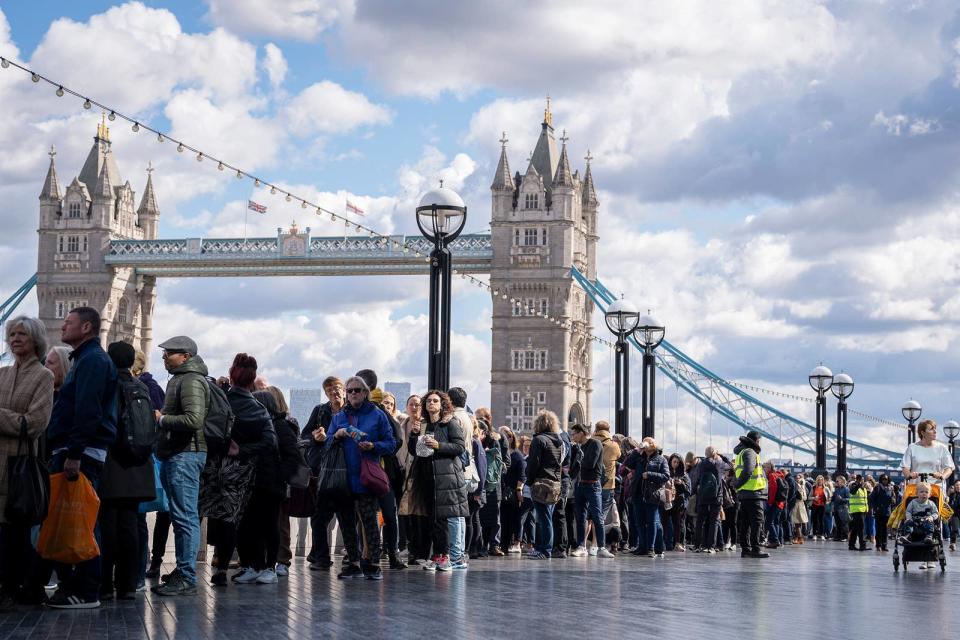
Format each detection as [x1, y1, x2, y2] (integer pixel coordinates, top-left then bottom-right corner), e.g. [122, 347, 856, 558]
[447, 516, 465, 562]
[640, 500, 664, 553]
[766, 504, 783, 545]
[574, 483, 604, 548]
[159, 452, 206, 585]
[533, 502, 555, 555]
[627, 501, 642, 548]
[46, 452, 104, 601]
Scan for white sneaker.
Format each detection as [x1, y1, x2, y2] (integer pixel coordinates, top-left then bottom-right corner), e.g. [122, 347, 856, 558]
[588, 547, 598, 557]
[597, 548, 615, 558]
[275, 564, 289, 577]
[256, 568, 278, 584]
[507, 544, 521, 554]
[570, 546, 588, 557]
[656, 552, 665, 558]
[233, 568, 260, 584]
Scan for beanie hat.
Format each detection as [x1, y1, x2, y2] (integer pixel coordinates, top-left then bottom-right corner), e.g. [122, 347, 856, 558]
[229, 353, 258, 389]
[370, 387, 384, 405]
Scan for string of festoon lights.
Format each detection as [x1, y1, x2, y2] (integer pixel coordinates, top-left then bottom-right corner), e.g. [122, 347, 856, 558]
[0, 54, 614, 348]
[718, 378, 905, 429]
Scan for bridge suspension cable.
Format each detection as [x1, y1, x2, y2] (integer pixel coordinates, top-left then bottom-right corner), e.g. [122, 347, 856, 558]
[570, 266, 903, 467]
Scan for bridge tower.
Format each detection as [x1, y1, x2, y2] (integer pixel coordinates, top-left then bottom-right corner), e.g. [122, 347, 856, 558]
[489, 102, 599, 432]
[36, 118, 159, 353]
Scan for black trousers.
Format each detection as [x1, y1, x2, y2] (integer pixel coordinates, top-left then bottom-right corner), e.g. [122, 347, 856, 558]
[0, 522, 32, 597]
[737, 499, 765, 553]
[308, 496, 339, 563]
[848, 512, 865, 549]
[466, 499, 482, 554]
[150, 511, 171, 568]
[876, 512, 890, 549]
[99, 498, 141, 595]
[697, 504, 721, 550]
[408, 515, 432, 561]
[811, 505, 825, 537]
[237, 489, 282, 571]
[552, 496, 568, 552]
[479, 492, 501, 550]
[501, 497, 521, 546]
[722, 505, 738, 545]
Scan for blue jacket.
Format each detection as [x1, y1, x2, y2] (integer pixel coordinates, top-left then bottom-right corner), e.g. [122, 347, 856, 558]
[47, 338, 118, 459]
[326, 400, 396, 495]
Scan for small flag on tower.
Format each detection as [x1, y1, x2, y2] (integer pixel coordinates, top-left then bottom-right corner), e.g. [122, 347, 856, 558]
[248, 200, 267, 214]
[346, 199, 364, 216]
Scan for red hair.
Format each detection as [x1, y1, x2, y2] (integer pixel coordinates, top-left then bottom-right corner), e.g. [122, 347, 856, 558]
[229, 353, 258, 389]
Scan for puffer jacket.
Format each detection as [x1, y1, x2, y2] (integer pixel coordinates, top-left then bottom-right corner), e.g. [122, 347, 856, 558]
[157, 356, 209, 458]
[525, 432, 563, 486]
[327, 400, 396, 496]
[226, 387, 277, 465]
[408, 414, 468, 518]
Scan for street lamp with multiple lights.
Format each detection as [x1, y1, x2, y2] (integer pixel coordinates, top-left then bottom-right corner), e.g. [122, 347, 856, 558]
[604, 298, 640, 437]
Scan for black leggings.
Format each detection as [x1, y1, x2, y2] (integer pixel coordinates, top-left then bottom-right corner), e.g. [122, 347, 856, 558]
[811, 505, 825, 537]
[238, 489, 282, 571]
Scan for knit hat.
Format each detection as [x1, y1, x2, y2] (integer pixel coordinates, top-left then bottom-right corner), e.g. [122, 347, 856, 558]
[370, 387, 384, 405]
[229, 353, 258, 389]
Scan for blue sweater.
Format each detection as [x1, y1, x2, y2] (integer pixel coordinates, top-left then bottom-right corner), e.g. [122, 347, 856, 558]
[326, 400, 396, 495]
[47, 338, 118, 459]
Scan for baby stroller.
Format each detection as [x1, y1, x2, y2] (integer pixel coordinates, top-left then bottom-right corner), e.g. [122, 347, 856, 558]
[888, 475, 952, 572]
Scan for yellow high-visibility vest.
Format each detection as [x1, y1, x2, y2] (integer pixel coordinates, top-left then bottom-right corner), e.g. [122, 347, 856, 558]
[734, 450, 767, 492]
[850, 487, 868, 514]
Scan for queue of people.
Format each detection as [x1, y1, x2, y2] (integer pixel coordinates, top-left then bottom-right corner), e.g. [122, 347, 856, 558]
[0, 309, 956, 609]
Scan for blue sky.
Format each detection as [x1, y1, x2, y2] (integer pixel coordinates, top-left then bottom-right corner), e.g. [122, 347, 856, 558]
[2, 1, 960, 460]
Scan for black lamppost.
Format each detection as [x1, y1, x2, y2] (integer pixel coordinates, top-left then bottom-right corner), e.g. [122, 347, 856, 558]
[944, 420, 959, 455]
[636, 312, 665, 440]
[808, 364, 833, 475]
[831, 372, 854, 475]
[416, 186, 467, 392]
[604, 297, 640, 437]
[902, 399, 922, 445]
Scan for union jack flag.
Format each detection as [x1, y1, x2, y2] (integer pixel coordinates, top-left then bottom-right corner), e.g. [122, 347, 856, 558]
[346, 199, 364, 216]
[248, 200, 267, 214]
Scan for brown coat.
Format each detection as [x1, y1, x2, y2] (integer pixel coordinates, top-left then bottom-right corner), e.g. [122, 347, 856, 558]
[0, 356, 54, 523]
[594, 431, 620, 490]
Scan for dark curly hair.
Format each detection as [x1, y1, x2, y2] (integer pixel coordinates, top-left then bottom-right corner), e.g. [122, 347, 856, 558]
[229, 353, 258, 390]
[419, 389, 453, 423]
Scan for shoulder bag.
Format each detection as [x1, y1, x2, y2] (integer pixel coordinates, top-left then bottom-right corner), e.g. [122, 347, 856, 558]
[5, 416, 50, 526]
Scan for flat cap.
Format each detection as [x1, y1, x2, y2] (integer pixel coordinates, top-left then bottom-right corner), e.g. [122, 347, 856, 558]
[158, 335, 198, 356]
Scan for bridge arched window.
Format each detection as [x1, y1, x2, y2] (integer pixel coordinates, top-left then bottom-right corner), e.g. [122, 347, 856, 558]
[117, 299, 128, 324]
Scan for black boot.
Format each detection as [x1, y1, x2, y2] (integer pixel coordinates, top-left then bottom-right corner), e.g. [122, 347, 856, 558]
[388, 553, 406, 570]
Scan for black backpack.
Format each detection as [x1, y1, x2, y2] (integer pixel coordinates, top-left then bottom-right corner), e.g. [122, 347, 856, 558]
[114, 373, 157, 467]
[201, 377, 234, 454]
[698, 471, 720, 504]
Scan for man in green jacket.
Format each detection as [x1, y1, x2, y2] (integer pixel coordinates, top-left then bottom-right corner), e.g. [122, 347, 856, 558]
[151, 336, 208, 596]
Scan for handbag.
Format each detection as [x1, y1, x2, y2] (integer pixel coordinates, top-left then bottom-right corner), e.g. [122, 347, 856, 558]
[288, 476, 317, 517]
[531, 478, 561, 505]
[138, 457, 168, 514]
[316, 441, 349, 496]
[4, 416, 50, 526]
[360, 456, 390, 497]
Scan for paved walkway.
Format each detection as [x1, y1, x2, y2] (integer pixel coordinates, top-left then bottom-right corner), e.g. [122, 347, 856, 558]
[1, 542, 958, 639]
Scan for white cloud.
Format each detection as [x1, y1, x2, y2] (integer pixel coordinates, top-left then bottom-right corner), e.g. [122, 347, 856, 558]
[204, 0, 353, 41]
[283, 80, 391, 135]
[262, 43, 288, 87]
[872, 111, 940, 136]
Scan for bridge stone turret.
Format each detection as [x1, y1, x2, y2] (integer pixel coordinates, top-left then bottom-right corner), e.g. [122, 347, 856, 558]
[489, 103, 597, 431]
[36, 118, 158, 355]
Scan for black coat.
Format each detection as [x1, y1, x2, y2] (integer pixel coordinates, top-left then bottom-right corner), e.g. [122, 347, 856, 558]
[525, 432, 562, 486]
[99, 371, 155, 503]
[226, 387, 277, 471]
[409, 415, 468, 519]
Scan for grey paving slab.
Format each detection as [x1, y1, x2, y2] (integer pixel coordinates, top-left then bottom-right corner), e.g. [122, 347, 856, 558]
[1, 542, 959, 639]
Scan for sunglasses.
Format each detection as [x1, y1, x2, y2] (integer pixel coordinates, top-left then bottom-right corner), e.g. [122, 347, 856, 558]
[346, 388, 365, 394]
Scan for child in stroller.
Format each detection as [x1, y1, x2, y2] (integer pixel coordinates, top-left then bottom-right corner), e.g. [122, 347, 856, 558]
[899, 483, 939, 546]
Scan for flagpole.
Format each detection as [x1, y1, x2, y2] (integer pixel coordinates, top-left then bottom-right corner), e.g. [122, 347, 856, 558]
[244, 206, 249, 244]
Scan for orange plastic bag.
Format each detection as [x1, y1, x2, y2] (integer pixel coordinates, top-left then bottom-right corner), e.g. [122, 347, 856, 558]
[36, 472, 101, 564]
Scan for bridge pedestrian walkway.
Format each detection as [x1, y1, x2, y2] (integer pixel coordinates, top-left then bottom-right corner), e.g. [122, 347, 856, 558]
[0, 542, 955, 639]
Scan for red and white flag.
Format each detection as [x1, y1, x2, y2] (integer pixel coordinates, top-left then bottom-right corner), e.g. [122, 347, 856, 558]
[248, 200, 267, 214]
[346, 199, 364, 216]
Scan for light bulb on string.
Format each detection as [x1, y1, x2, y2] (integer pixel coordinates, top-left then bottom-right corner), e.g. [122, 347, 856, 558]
[254, 179, 260, 187]
[108, 111, 116, 121]
[301, 201, 308, 209]
[132, 122, 140, 133]
[270, 186, 276, 195]
[0, 58, 9, 69]
[217, 162, 224, 171]
[82, 98, 92, 109]
[330, 213, 336, 222]
[285, 194, 291, 202]
[196, 152, 203, 162]
[157, 133, 164, 143]
[31, 73, 40, 83]
[55, 86, 64, 97]
[177, 143, 184, 153]
[235, 170, 243, 179]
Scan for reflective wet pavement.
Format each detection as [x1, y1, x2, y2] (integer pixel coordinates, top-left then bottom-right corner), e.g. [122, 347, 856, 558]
[1, 541, 958, 639]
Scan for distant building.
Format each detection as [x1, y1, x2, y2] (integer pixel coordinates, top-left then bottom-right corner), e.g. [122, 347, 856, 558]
[383, 381, 412, 405]
[289, 388, 323, 427]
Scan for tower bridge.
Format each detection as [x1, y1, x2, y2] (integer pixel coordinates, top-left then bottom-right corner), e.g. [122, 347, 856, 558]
[10, 105, 903, 464]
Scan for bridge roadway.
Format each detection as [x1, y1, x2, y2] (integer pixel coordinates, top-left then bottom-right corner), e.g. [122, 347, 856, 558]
[105, 234, 494, 277]
[1, 542, 955, 638]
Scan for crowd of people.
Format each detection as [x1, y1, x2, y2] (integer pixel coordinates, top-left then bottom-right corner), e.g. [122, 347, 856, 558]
[0, 308, 956, 609]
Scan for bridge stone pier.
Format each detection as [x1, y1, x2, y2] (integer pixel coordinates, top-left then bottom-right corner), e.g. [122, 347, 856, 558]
[36, 106, 599, 431]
